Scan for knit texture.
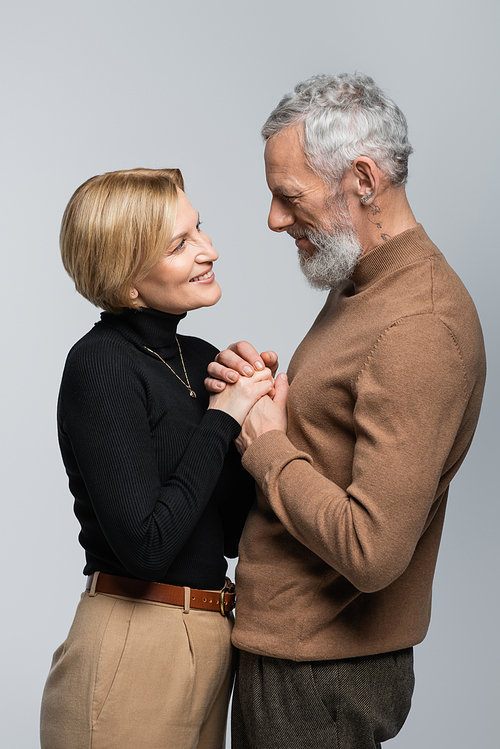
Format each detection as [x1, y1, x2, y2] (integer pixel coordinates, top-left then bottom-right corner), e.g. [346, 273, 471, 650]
[233, 225, 486, 660]
[58, 307, 254, 589]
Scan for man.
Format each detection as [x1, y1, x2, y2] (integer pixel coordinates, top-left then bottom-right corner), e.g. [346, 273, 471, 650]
[207, 73, 486, 748]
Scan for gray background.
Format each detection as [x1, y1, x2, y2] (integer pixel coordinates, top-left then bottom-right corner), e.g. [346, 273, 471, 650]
[1, 1, 498, 746]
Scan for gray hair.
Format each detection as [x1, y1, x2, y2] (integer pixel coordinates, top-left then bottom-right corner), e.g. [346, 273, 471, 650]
[262, 73, 413, 188]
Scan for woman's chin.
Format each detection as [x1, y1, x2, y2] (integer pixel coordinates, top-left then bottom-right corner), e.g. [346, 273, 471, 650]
[203, 283, 223, 308]
[187, 283, 222, 312]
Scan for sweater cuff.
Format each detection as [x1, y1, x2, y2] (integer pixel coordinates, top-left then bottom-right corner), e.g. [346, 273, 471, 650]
[201, 408, 242, 441]
[241, 430, 311, 488]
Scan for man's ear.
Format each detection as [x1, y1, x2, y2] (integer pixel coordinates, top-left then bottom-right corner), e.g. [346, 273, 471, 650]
[351, 157, 380, 205]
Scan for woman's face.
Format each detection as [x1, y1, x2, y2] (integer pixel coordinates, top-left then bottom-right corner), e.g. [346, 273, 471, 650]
[133, 189, 222, 315]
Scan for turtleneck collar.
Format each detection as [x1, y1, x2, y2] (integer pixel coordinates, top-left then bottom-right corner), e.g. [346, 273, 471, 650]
[99, 307, 187, 356]
[350, 225, 440, 294]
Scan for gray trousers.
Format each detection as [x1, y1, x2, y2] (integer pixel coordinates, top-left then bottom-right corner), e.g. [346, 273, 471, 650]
[232, 648, 414, 749]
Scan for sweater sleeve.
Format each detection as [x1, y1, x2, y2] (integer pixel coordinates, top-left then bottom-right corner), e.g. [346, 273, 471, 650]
[58, 339, 241, 580]
[242, 315, 471, 593]
[218, 444, 256, 559]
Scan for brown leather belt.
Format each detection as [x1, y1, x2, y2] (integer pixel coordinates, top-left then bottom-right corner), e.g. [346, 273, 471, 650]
[86, 572, 235, 616]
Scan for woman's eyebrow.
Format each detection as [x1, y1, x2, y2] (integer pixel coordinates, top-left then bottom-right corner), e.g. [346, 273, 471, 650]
[168, 213, 201, 245]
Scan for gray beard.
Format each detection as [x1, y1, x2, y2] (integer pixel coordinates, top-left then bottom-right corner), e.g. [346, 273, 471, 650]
[298, 224, 363, 291]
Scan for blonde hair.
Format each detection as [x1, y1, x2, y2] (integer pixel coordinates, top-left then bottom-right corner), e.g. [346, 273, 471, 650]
[60, 167, 185, 313]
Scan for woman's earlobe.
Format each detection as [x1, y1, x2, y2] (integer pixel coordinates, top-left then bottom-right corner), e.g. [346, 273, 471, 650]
[130, 288, 138, 298]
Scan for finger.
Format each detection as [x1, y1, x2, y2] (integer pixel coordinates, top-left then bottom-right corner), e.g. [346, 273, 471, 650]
[204, 377, 227, 393]
[227, 341, 266, 373]
[207, 361, 240, 383]
[251, 367, 274, 383]
[273, 373, 289, 408]
[256, 366, 276, 397]
[260, 350, 279, 375]
[213, 349, 255, 377]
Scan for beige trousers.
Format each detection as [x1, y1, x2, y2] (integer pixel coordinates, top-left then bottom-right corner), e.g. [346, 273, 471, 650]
[40, 589, 234, 749]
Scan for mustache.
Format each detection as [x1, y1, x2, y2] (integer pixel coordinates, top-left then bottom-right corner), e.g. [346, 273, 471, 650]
[287, 227, 313, 241]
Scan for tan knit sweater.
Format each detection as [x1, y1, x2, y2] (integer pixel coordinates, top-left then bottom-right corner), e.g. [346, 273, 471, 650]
[233, 225, 486, 661]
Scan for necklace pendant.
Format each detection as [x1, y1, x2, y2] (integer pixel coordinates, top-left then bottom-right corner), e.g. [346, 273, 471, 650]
[144, 339, 196, 399]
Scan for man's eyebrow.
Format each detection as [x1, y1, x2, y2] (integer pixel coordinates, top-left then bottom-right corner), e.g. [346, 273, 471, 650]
[275, 187, 299, 198]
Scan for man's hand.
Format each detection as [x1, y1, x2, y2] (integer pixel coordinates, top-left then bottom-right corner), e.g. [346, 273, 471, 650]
[205, 341, 279, 393]
[235, 373, 288, 455]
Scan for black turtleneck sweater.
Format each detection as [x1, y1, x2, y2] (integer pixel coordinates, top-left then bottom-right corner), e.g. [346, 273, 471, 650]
[57, 307, 255, 590]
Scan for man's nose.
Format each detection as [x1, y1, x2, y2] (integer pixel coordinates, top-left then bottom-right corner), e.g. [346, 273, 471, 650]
[268, 198, 294, 233]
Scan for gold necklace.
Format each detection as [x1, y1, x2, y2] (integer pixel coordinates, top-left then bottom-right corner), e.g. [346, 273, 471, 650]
[144, 336, 197, 398]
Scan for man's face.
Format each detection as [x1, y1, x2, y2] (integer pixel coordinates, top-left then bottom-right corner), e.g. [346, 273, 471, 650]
[264, 125, 362, 290]
[264, 125, 333, 250]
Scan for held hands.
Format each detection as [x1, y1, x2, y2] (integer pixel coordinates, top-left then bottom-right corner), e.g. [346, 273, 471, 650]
[206, 341, 288, 454]
[205, 341, 279, 393]
[208, 367, 274, 426]
[235, 373, 288, 455]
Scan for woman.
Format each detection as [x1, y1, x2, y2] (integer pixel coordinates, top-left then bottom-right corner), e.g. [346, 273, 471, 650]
[40, 168, 273, 749]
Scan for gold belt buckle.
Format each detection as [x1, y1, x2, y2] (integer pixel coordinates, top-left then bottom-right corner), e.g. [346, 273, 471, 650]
[220, 585, 228, 616]
[219, 579, 235, 617]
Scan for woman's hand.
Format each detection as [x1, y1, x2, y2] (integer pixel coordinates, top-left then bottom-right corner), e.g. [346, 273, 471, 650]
[207, 367, 274, 426]
[235, 373, 289, 455]
[205, 341, 279, 392]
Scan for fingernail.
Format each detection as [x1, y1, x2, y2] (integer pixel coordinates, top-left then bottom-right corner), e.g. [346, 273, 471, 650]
[254, 361, 264, 371]
[280, 373, 288, 381]
[243, 366, 253, 376]
[227, 372, 237, 382]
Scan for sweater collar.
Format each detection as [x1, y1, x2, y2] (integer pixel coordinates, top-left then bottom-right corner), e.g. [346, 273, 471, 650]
[99, 307, 187, 355]
[350, 224, 440, 293]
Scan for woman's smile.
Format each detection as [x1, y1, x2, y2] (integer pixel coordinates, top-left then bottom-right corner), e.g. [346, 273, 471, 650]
[190, 268, 215, 283]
